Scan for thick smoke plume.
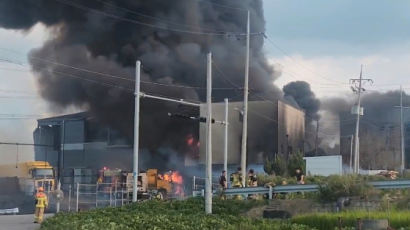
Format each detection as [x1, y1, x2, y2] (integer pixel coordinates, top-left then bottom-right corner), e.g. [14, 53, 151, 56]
[283, 81, 321, 153]
[283, 81, 320, 121]
[322, 90, 410, 169]
[0, 0, 279, 157]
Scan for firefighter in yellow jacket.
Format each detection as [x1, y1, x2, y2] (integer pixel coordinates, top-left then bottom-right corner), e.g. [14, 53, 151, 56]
[34, 187, 48, 224]
[229, 167, 243, 200]
[230, 167, 243, 188]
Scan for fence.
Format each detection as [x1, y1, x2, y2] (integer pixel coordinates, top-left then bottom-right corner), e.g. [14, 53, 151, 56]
[62, 181, 186, 212]
[62, 183, 133, 212]
[192, 176, 220, 191]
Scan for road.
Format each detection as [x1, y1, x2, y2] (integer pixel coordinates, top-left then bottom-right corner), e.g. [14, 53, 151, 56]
[0, 214, 52, 230]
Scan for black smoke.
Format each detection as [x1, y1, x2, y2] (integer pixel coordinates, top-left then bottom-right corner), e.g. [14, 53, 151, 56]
[282, 81, 321, 153]
[0, 0, 279, 165]
[283, 81, 320, 121]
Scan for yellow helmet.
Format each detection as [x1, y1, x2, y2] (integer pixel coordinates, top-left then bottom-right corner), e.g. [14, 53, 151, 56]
[38, 187, 44, 192]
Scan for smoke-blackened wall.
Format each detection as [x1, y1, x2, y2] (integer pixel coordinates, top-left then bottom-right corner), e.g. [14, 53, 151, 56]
[0, 0, 279, 153]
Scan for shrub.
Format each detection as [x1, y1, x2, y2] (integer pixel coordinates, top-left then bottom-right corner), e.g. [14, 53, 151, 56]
[41, 198, 316, 230]
[288, 151, 305, 177]
[273, 154, 288, 176]
[292, 210, 410, 230]
[317, 175, 374, 202]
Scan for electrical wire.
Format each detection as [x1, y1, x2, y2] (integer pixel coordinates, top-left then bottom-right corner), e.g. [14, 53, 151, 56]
[54, 0, 262, 36]
[264, 33, 350, 86]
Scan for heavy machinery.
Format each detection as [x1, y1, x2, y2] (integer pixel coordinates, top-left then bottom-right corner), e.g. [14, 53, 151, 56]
[0, 161, 56, 213]
[99, 167, 181, 200]
[0, 161, 55, 195]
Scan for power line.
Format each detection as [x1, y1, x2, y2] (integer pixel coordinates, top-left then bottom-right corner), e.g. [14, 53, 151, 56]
[264, 33, 349, 86]
[54, 0, 263, 36]
[1, 51, 242, 91]
[185, 0, 248, 11]
[94, 0, 244, 33]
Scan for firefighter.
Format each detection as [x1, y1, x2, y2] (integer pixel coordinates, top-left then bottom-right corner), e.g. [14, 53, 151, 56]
[218, 170, 227, 200]
[247, 169, 258, 199]
[34, 187, 48, 224]
[247, 169, 258, 187]
[230, 167, 243, 188]
[229, 167, 243, 200]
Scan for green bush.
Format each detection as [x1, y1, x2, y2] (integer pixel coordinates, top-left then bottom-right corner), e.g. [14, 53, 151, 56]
[292, 210, 410, 230]
[41, 198, 316, 230]
[264, 154, 288, 176]
[288, 151, 305, 177]
[273, 154, 288, 176]
[317, 175, 375, 202]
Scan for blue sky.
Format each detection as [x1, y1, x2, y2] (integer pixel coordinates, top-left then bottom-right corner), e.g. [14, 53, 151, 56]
[263, 0, 410, 56]
[1, 1, 410, 161]
[262, 0, 410, 100]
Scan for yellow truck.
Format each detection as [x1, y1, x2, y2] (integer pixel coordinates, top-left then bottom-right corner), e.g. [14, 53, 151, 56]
[100, 168, 174, 200]
[0, 161, 55, 195]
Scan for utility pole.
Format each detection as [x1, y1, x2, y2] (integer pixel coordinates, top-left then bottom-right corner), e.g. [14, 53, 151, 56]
[240, 10, 250, 187]
[224, 98, 229, 174]
[132, 60, 141, 202]
[350, 65, 373, 174]
[350, 135, 354, 173]
[394, 86, 409, 174]
[400, 85, 405, 174]
[315, 119, 319, 156]
[205, 52, 213, 214]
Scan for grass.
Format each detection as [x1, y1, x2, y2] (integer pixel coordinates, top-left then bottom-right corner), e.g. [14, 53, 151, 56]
[292, 210, 410, 230]
[40, 198, 316, 230]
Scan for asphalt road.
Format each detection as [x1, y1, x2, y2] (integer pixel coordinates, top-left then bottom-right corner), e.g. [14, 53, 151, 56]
[0, 214, 52, 230]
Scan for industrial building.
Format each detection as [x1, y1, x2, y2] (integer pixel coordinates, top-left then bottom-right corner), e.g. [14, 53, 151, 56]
[199, 100, 305, 165]
[34, 99, 305, 179]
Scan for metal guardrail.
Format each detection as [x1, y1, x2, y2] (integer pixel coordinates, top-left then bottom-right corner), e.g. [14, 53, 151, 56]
[369, 180, 410, 189]
[0, 208, 19, 215]
[193, 180, 410, 198]
[273, 184, 319, 193]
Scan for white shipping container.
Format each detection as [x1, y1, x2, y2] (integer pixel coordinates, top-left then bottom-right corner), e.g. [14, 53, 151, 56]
[304, 155, 343, 176]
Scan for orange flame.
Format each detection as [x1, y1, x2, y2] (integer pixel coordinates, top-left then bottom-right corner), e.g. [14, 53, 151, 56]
[161, 171, 184, 196]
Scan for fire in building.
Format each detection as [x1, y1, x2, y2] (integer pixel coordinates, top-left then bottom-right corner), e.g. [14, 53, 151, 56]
[34, 99, 305, 184]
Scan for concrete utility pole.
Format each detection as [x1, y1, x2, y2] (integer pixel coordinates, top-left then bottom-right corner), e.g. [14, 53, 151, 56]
[315, 119, 319, 156]
[224, 98, 229, 174]
[350, 135, 354, 173]
[205, 52, 213, 214]
[132, 60, 141, 202]
[394, 85, 409, 174]
[350, 65, 373, 174]
[240, 10, 250, 187]
[400, 85, 405, 173]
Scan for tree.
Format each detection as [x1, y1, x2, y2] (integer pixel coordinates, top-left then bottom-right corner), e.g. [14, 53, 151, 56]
[272, 154, 287, 176]
[287, 151, 305, 177]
